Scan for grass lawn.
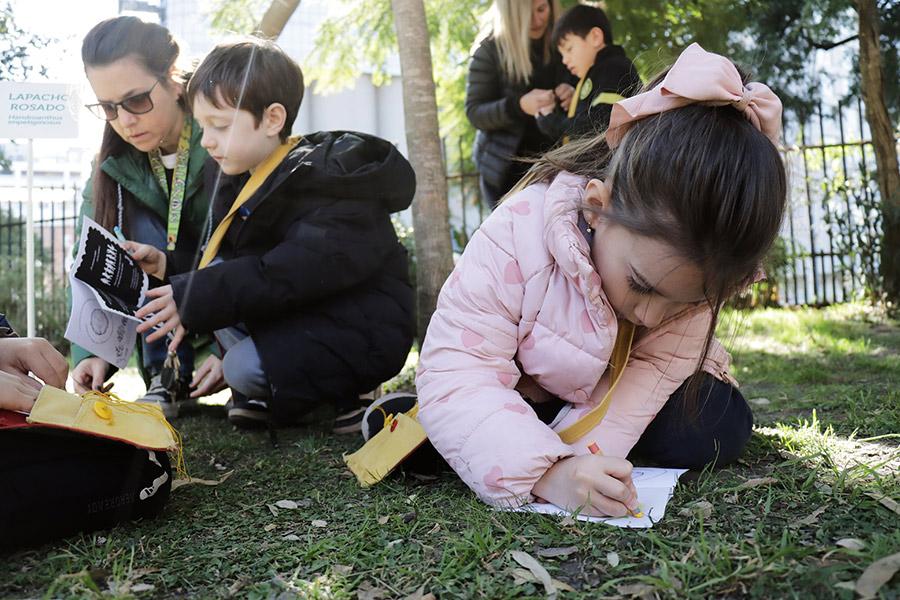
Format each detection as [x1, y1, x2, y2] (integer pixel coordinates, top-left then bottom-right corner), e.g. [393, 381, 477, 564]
[2, 303, 898, 598]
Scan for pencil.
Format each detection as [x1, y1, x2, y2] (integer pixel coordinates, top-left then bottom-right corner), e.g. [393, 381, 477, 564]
[587, 440, 643, 518]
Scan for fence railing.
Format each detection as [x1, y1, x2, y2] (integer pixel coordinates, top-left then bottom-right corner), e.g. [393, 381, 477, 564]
[0, 98, 893, 346]
[0, 184, 80, 347]
[444, 96, 891, 308]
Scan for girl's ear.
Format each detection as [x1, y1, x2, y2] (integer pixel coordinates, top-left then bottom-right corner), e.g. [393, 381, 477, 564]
[263, 103, 288, 138]
[583, 178, 611, 227]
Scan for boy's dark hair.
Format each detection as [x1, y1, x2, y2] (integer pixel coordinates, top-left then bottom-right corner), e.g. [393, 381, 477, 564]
[551, 4, 614, 48]
[188, 39, 304, 141]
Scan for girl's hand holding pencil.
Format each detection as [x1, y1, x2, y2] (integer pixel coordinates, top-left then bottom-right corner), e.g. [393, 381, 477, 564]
[532, 449, 640, 518]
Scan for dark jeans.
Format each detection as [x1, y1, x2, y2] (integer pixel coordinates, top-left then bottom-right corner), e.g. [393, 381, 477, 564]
[628, 374, 754, 469]
[405, 374, 753, 474]
[0, 429, 171, 551]
[129, 203, 194, 379]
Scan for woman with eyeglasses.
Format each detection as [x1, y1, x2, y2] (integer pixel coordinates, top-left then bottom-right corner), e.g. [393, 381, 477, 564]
[71, 16, 223, 416]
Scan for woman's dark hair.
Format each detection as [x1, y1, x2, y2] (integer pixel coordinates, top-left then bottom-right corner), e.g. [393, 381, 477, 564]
[81, 16, 187, 231]
[522, 65, 787, 409]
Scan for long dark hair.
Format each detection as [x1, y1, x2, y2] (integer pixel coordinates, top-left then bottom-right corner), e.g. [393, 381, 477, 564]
[522, 66, 787, 406]
[81, 16, 187, 231]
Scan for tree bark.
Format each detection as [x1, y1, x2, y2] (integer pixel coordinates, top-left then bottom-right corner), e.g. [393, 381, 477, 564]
[390, 0, 454, 345]
[256, 0, 302, 39]
[855, 0, 900, 307]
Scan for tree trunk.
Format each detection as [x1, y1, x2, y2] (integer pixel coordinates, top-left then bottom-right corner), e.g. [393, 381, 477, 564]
[256, 0, 302, 39]
[390, 0, 454, 345]
[855, 0, 900, 307]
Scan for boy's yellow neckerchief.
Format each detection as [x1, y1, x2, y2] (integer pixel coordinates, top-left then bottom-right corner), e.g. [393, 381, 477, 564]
[198, 136, 300, 268]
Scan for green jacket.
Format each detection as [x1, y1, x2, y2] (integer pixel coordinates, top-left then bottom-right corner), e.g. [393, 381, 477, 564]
[70, 119, 211, 370]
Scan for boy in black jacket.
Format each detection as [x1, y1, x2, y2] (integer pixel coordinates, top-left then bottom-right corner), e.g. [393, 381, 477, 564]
[128, 39, 415, 430]
[536, 4, 642, 142]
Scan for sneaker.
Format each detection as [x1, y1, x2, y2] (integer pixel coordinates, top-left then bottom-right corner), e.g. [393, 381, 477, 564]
[332, 386, 382, 435]
[137, 374, 179, 420]
[360, 392, 418, 441]
[226, 394, 270, 429]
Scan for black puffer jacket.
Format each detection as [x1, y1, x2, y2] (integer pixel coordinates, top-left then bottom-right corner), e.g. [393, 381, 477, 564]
[167, 131, 415, 417]
[465, 36, 567, 190]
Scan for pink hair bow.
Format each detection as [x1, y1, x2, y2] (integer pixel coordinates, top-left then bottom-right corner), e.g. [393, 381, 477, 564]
[606, 43, 782, 149]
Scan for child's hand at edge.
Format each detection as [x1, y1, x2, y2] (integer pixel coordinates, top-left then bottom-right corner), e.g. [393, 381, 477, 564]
[0, 370, 41, 412]
[71, 356, 109, 393]
[554, 83, 575, 112]
[122, 241, 167, 280]
[135, 285, 185, 350]
[190, 355, 227, 398]
[531, 454, 639, 517]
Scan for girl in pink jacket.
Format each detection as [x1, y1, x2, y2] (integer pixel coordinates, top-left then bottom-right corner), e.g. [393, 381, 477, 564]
[413, 44, 786, 516]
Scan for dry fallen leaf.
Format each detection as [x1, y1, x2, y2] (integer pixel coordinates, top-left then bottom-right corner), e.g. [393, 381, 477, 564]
[836, 538, 866, 551]
[793, 506, 827, 527]
[738, 477, 779, 490]
[855, 551, 900, 599]
[282, 534, 300, 541]
[511, 569, 575, 593]
[834, 581, 856, 591]
[266, 504, 279, 517]
[616, 582, 655, 598]
[607, 552, 620, 567]
[130, 583, 155, 593]
[263, 523, 277, 532]
[171, 471, 233, 491]
[275, 500, 299, 510]
[357, 580, 388, 600]
[511, 550, 556, 597]
[536, 546, 578, 559]
[333, 565, 353, 576]
[427, 523, 441, 534]
[402, 585, 437, 600]
[377, 515, 390, 525]
[311, 520, 328, 528]
[679, 500, 713, 519]
[865, 492, 900, 516]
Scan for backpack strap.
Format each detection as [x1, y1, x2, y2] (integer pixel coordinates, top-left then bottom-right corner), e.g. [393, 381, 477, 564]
[557, 319, 635, 444]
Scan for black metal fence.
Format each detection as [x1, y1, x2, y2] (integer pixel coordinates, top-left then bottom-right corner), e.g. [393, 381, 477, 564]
[0, 98, 893, 346]
[444, 96, 891, 307]
[0, 185, 80, 346]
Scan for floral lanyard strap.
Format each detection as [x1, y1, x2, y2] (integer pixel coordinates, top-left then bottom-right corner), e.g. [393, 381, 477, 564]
[147, 119, 192, 251]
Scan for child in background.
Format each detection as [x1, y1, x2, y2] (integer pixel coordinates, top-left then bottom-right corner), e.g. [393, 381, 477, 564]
[126, 39, 415, 431]
[537, 4, 641, 142]
[415, 44, 785, 515]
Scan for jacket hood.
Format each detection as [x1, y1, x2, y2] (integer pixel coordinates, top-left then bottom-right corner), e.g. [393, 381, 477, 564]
[273, 130, 416, 213]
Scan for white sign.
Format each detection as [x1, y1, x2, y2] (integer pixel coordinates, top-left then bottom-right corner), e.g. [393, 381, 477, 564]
[0, 81, 80, 138]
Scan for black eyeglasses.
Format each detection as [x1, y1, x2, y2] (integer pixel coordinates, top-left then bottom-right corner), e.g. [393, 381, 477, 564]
[85, 81, 160, 121]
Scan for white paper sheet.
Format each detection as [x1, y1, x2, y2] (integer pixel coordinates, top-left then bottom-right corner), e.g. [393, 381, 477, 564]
[65, 218, 147, 369]
[510, 467, 688, 528]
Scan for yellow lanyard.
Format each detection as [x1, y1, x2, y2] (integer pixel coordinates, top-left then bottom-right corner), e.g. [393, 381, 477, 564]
[562, 74, 588, 146]
[557, 319, 635, 444]
[148, 119, 192, 251]
[198, 137, 299, 268]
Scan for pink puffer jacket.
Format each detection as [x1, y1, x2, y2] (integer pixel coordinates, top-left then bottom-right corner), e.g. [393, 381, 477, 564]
[416, 171, 734, 507]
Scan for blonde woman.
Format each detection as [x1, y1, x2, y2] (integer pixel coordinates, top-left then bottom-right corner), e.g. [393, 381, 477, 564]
[466, 0, 569, 207]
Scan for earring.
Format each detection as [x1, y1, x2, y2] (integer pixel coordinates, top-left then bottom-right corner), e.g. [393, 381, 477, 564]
[586, 224, 594, 234]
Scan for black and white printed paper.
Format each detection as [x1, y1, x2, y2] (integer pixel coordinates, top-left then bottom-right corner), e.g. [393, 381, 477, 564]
[65, 217, 148, 369]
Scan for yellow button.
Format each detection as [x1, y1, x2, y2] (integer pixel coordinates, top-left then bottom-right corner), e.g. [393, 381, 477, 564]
[93, 401, 113, 421]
